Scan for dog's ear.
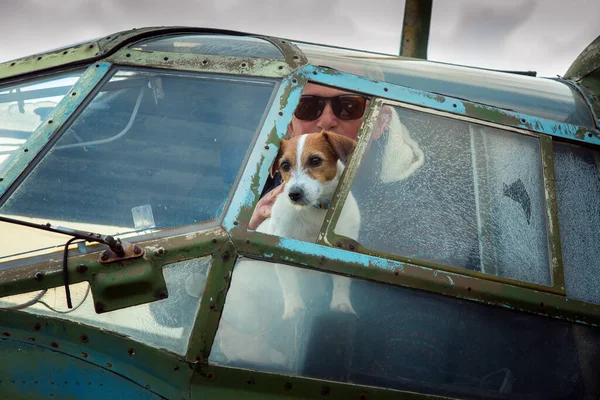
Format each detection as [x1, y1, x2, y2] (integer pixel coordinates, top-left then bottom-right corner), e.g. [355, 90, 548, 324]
[322, 131, 356, 165]
[270, 139, 287, 178]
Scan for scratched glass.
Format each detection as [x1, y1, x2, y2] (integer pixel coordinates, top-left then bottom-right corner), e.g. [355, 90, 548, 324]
[0, 257, 211, 355]
[0, 69, 275, 262]
[336, 105, 551, 285]
[131, 34, 284, 59]
[212, 258, 600, 399]
[0, 71, 81, 174]
[553, 141, 600, 304]
[297, 43, 594, 127]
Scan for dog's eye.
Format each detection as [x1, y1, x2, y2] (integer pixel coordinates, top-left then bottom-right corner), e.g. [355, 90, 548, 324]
[280, 161, 291, 172]
[309, 157, 322, 167]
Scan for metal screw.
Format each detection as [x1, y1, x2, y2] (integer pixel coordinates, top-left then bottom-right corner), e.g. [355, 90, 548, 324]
[79, 334, 88, 343]
[51, 342, 59, 348]
[349, 244, 356, 251]
[245, 239, 250, 244]
[394, 269, 399, 276]
[264, 145, 270, 150]
[76, 264, 88, 273]
[134, 246, 142, 255]
[128, 348, 136, 356]
[34, 323, 41, 331]
[233, 221, 239, 226]
[222, 252, 230, 260]
[100, 253, 109, 261]
[34, 272, 44, 280]
[154, 247, 165, 256]
[336, 241, 342, 248]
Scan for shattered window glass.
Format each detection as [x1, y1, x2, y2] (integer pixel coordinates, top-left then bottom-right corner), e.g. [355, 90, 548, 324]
[553, 141, 600, 304]
[336, 105, 550, 285]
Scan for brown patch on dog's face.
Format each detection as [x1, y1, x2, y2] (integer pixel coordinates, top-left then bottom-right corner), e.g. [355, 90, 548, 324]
[301, 132, 341, 183]
[271, 131, 356, 184]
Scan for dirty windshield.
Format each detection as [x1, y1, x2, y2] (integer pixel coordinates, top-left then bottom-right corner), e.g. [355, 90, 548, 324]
[0, 69, 276, 261]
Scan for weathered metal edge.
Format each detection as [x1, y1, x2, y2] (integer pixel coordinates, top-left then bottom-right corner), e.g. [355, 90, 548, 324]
[307, 65, 600, 146]
[0, 26, 310, 82]
[108, 48, 295, 78]
[540, 135, 566, 291]
[0, 227, 227, 299]
[192, 364, 456, 400]
[230, 233, 600, 327]
[186, 240, 236, 363]
[221, 69, 308, 231]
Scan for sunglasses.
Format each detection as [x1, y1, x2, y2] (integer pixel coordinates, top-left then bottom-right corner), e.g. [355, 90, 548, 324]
[294, 94, 368, 121]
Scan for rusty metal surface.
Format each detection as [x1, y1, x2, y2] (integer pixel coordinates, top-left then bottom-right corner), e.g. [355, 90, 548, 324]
[192, 364, 455, 400]
[186, 241, 236, 363]
[0, 26, 309, 83]
[540, 135, 566, 291]
[108, 49, 294, 77]
[232, 233, 600, 327]
[98, 240, 144, 264]
[399, 0, 433, 59]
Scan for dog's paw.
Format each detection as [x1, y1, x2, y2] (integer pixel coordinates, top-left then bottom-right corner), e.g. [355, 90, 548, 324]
[329, 299, 356, 315]
[281, 301, 306, 320]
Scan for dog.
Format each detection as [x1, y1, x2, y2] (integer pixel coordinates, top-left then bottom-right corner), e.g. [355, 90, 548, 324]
[256, 130, 361, 320]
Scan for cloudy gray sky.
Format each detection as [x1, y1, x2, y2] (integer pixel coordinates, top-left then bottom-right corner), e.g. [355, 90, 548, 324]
[1, 0, 598, 78]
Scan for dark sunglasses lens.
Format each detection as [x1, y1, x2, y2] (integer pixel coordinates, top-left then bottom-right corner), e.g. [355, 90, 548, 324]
[295, 97, 324, 120]
[332, 96, 366, 120]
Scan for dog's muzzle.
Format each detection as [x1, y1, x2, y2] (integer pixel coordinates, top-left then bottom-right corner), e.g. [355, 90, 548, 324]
[288, 187, 306, 204]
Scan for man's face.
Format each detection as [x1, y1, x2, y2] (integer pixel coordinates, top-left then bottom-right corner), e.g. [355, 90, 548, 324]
[289, 83, 367, 141]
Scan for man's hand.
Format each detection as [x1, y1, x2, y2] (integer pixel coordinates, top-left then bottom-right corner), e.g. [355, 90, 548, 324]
[248, 184, 284, 230]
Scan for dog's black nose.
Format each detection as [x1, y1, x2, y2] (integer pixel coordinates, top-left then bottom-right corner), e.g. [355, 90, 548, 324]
[288, 189, 303, 202]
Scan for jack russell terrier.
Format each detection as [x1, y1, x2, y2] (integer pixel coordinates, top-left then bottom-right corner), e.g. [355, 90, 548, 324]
[256, 130, 361, 320]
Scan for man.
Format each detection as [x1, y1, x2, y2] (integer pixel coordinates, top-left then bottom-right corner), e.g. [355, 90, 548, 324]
[248, 82, 369, 230]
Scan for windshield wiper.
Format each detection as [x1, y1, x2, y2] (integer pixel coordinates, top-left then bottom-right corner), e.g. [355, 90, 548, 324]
[0, 215, 144, 308]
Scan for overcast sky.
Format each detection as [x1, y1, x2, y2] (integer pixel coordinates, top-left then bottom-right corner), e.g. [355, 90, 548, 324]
[1, 0, 598, 78]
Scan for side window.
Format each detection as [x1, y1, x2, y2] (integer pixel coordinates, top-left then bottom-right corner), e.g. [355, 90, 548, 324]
[553, 141, 600, 304]
[336, 105, 551, 285]
[212, 258, 600, 399]
[0, 72, 81, 173]
[254, 82, 369, 242]
[0, 69, 276, 261]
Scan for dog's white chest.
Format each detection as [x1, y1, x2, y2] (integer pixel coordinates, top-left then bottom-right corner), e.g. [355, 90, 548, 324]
[257, 198, 326, 243]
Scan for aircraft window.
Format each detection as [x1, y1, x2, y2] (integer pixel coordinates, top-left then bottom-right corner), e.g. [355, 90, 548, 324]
[131, 34, 284, 60]
[297, 43, 593, 127]
[554, 141, 600, 304]
[212, 258, 600, 399]
[0, 72, 81, 174]
[0, 256, 211, 355]
[336, 105, 551, 285]
[0, 69, 276, 261]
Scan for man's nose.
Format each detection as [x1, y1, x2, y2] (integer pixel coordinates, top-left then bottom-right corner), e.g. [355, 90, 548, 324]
[316, 104, 338, 131]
